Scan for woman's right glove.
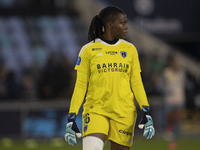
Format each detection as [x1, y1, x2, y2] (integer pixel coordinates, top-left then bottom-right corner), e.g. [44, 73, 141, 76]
[64, 113, 82, 146]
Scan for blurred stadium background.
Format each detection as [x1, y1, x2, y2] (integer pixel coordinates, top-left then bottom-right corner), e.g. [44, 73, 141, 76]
[0, 0, 199, 149]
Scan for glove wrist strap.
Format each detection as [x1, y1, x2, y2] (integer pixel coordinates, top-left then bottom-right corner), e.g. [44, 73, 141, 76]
[142, 106, 152, 116]
[68, 113, 76, 122]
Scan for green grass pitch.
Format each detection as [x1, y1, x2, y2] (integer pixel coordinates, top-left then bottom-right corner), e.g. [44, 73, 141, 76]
[0, 137, 199, 150]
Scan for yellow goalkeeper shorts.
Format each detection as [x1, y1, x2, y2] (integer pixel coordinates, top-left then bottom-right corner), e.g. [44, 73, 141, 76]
[82, 112, 137, 147]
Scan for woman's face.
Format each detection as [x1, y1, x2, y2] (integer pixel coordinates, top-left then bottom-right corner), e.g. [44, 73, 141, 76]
[110, 13, 128, 39]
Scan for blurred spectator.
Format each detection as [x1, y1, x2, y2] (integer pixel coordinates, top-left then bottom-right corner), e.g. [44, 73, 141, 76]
[0, 63, 8, 100]
[140, 52, 166, 95]
[55, 56, 74, 98]
[140, 53, 153, 95]
[149, 53, 166, 94]
[19, 69, 36, 100]
[0, 15, 82, 101]
[185, 72, 197, 109]
[5, 71, 20, 100]
[37, 53, 58, 99]
[37, 54, 73, 99]
[159, 55, 186, 150]
[0, 63, 20, 100]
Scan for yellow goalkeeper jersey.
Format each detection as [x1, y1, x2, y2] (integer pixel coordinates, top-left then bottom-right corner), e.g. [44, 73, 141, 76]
[73, 38, 148, 120]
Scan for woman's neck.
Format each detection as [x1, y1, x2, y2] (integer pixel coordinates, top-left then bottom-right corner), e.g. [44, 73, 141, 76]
[101, 38, 119, 44]
[101, 32, 119, 44]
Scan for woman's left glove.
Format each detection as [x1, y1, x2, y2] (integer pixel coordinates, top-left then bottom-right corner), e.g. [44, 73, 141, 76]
[138, 106, 155, 139]
[64, 113, 82, 146]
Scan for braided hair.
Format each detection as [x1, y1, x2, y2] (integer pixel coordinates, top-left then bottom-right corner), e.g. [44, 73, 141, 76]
[88, 6, 125, 42]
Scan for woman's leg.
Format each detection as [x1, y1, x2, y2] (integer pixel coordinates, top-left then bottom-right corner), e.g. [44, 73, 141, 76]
[111, 141, 130, 150]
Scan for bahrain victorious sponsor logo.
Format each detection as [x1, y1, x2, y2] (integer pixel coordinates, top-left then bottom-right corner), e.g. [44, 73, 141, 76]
[97, 62, 129, 73]
[120, 51, 127, 58]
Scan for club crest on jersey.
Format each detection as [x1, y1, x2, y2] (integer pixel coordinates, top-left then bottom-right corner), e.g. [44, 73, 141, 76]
[120, 51, 127, 58]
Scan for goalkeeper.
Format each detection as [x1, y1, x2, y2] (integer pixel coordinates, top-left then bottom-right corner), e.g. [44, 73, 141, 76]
[64, 6, 155, 150]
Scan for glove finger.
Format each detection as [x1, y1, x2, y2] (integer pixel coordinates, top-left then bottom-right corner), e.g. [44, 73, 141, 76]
[145, 126, 155, 139]
[149, 126, 155, 139]
[68, 137, 76, 146]
[144, 126, 154, 139]
[144, 132, 150, 139]
[149, 128, 153, 139]
[147, 131, 151, 139]
[65, 133, 76, 145]
[148, 127, 153, 139]
[144, 128, 150, 139]
[64, 133, 73, 142]
[67, 137, 76, 146]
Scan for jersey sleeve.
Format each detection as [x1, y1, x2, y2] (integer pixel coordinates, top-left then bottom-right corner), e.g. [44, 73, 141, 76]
[69, 46, 90, 114]
[131, 46, 141, 74]
[74, 46, 90, 75]
[130, 47, 149, 109]
[69, 70, 89, 115]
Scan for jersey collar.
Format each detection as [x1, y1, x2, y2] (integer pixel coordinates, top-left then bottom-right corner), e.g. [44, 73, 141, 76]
[96, 38, 122, 46]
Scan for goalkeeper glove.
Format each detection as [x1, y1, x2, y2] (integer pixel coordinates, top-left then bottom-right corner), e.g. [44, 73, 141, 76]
[64, 113, 82, 146]
[138, 106, 155, 139]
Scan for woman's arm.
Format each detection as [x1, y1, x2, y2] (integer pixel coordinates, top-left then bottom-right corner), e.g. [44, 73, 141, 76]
[69, 70, 89, 115]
